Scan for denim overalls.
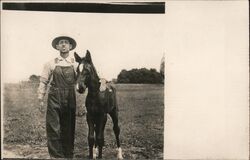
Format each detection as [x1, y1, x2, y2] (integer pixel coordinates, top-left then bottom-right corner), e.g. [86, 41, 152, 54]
[46, 64, 76, 158]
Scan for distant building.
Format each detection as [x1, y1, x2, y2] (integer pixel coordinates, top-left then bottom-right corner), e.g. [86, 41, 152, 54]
[160, 55, 165, 79]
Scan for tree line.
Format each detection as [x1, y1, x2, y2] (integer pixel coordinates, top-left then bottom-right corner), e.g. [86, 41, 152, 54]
[117, 68, 163, 84]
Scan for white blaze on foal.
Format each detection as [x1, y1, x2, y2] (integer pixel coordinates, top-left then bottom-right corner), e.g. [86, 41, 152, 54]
[76, 83, 79, 91]
[76, 64, 84, 91]
[79, 63, 84, 72]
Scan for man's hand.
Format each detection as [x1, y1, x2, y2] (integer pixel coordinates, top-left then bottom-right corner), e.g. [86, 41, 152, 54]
[38, 98, 45, 113]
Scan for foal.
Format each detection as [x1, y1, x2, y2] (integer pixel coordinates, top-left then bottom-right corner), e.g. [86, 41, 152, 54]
[74, 51, 123, 159]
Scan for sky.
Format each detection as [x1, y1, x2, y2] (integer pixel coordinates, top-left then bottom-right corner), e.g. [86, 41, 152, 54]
[1, 9, 165, 82]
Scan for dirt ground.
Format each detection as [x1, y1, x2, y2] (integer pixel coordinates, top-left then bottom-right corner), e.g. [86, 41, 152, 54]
[3, 83, 164, 159]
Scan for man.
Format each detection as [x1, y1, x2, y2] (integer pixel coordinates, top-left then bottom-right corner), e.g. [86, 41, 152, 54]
[37, 36, 78, 158]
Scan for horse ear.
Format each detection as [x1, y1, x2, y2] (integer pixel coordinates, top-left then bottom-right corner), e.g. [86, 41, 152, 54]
[74, 52, 81, 63]
[85, 50, 92, 63]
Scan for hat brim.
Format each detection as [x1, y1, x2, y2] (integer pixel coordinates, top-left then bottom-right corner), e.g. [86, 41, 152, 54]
[52, 36, 77, 50]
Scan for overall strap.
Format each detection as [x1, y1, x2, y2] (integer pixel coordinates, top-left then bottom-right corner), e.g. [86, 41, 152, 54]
[46, 57, 60, 87]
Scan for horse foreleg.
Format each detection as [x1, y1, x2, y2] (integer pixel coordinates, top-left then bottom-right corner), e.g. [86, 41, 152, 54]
[87, 113, 95, 159]
[96, 114, 107, 159]
[92, 147, 98, 159]
[93, 125, 98, 159]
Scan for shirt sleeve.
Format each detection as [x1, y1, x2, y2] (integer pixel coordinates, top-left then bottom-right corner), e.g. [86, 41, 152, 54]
[37, 61, 53, 100]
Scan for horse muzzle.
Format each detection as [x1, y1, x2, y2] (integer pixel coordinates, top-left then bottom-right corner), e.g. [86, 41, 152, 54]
[76, 83, 86, 94]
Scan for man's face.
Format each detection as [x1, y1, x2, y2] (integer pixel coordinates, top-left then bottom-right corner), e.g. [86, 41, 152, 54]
[56, 39, 72, 53]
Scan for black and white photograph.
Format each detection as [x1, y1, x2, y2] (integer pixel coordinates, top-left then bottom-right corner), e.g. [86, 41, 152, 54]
[1, 1, 249, 160]
[1, 1, 165, 159]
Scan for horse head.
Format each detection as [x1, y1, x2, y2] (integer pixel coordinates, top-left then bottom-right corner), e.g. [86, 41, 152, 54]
[74, 50, 99, 94]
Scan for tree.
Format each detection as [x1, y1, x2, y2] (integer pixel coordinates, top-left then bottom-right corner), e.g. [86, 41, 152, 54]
[117, 70, 130, 83]
[117, 68, 163, 84]
[29, 74, 40, 83]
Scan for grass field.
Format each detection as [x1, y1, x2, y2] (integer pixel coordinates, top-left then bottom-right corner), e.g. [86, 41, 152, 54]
[3, 83, 164, 159]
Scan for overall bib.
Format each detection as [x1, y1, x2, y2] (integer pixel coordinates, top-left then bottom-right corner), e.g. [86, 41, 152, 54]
[46, 65, 76, 158]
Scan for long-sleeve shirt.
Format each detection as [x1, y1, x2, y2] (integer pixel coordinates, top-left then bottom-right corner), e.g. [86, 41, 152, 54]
[37, 55, 78, 100]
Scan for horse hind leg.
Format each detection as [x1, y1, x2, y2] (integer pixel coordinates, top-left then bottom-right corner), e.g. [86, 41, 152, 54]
[109, 109, 123, 159]
[117, 147, 123, 160]
[109, 109, 121, 147]
[114, 123, 123, 159]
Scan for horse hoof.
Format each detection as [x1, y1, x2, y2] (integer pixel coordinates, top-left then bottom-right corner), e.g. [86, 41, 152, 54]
[117, 147, 123, 160]
[93, 147, 98, 159]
